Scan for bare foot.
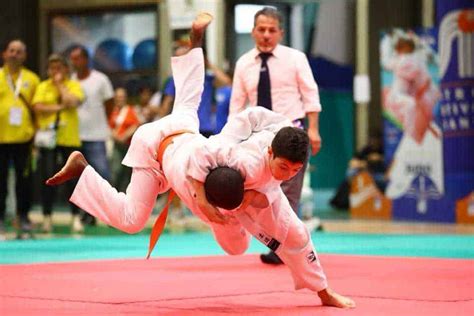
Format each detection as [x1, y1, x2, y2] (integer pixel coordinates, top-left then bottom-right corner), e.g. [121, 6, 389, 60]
[190, 12, 213, 48]
[318, 288, 356, 309]
[45, 151, 88, 186]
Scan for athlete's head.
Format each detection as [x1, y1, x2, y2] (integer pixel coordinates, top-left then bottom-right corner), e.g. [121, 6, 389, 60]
[204, 167, 244, 210]
[268, 127, 309, 181]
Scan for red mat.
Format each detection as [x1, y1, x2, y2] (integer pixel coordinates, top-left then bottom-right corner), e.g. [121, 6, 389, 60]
[1, 254, 473, 315]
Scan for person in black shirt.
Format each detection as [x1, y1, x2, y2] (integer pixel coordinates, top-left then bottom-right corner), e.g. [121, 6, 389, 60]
[330, 134, 386, 209]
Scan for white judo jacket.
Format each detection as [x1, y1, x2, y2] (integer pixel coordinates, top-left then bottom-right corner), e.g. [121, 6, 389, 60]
[70, 48, 328, 292]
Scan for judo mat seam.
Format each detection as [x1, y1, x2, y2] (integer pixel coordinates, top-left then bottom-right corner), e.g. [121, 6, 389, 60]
[2, 291, 473, 305]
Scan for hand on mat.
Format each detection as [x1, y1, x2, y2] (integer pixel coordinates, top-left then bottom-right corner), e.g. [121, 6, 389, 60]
[241, 190, 269, 209]
[318, 288, 356, 309]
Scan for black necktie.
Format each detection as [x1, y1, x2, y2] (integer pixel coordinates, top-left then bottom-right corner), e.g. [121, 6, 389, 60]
[257, 52, 272, 110]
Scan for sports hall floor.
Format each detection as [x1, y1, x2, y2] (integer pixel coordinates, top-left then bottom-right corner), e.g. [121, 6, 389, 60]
[1, 197, 473, 316]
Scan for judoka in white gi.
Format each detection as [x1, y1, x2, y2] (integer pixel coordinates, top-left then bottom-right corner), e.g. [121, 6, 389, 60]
[46, 13, 354, 309]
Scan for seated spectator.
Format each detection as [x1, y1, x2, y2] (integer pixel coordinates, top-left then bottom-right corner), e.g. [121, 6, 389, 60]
[330, 133, 386, 209]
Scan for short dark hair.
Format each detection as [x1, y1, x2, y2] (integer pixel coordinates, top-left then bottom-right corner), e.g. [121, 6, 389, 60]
[2, 39, 26, 52]
[70, 45, 90, 59]
[204, 167, 244, 210]
[138, 85, 154, 95]
[48, 53, 68, 67]
[254, 7, 283, 28]
[271, 127, 309, 163]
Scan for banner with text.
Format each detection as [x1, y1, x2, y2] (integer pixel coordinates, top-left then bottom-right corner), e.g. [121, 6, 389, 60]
[436, 0, 474, 223]
[380, 27, 447, 221]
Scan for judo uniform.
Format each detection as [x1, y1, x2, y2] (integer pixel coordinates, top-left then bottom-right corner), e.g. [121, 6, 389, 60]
[70, 48, 328, 292]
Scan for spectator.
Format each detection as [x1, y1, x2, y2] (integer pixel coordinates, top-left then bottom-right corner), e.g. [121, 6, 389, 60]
[32, 53, 85, 234]
[109, 87, 140, 192]
[69, 45, 114, 226]
[134, 85, 162, 123]
[230, 7, 323, 264]
[330, 134, 386, 210]
[0, 39, 40, 240]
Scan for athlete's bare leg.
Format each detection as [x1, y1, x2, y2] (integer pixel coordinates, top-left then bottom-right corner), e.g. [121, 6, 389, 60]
[46, 151, 88, 186]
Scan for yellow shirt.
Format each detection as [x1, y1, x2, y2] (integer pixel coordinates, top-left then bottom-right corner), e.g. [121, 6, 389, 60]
[32, 79, 84, 147]
[0, 66, 40, 143]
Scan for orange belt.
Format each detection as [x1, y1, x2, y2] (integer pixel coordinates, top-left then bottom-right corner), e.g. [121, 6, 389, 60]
[146, 130, 193, 259]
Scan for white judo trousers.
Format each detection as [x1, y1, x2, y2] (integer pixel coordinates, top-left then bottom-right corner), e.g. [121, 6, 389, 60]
[70, 48, 328, 292]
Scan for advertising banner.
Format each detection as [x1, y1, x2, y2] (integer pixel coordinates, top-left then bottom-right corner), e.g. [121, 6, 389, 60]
[380, 27, 447, 221]
[378, 0, 474, 222]
[437, 0, 474, 223]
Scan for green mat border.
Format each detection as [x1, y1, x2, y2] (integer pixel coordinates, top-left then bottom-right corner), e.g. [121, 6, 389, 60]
[1, 232, 473, 265]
